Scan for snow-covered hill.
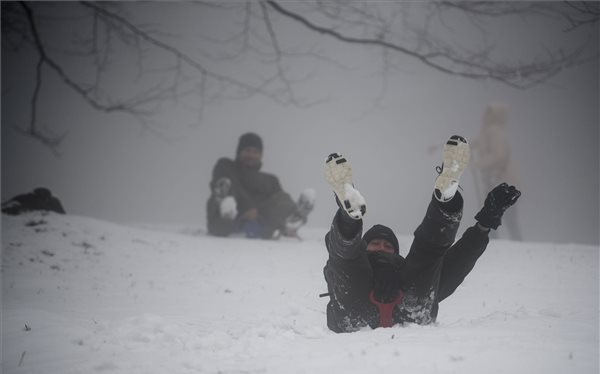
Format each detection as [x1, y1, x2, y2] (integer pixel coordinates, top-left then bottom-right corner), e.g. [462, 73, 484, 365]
[2, 212, 598, 374]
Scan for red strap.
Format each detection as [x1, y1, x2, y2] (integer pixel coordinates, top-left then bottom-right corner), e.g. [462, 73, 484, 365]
[369, 289, 404, 328]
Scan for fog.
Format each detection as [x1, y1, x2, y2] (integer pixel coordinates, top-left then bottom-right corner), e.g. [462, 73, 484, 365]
[2, 2, 598, 245]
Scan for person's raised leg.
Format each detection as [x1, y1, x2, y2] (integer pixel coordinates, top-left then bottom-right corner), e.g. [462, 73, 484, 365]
[399, 135, 470, 323]
[323, 153, 376, 331]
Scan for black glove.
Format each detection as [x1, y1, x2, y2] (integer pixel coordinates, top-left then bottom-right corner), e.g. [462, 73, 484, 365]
[475, 183, 521, 229]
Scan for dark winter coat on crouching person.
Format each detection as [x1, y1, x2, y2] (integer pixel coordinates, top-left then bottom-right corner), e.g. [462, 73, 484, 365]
[1, 187, 66, 216]
[206, 133, 298, 239]
[323, 192, 492, 332]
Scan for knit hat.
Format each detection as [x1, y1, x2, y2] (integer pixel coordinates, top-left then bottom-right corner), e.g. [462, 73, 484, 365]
[236, 132, 263, 155]
[363, 224, 399, 254]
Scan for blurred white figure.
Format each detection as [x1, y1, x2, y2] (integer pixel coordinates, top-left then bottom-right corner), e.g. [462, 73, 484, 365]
[471, 102, 523, 241]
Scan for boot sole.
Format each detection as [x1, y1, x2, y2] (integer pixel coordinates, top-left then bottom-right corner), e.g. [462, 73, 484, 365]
[324, 153, 366, 219]
[434, 135, 470, 202]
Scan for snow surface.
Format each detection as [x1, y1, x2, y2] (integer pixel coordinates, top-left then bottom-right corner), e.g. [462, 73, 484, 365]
[2, 212, 598, 374]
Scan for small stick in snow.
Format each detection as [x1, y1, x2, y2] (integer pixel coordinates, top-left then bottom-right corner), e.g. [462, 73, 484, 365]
[18, 351, 26, 367]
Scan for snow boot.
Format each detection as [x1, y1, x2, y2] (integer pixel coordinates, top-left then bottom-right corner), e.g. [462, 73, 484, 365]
[296, 188, 316, 219]
[284, 188, 316, 235]
[434, 135, 470, 202]
[324, 153, 366, 220]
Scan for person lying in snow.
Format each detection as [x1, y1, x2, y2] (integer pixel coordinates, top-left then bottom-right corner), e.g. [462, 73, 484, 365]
[206, 132, 315, 239]
[322, 135, 521, 332]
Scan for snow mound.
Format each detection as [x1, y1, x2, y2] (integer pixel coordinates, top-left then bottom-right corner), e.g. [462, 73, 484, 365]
[2, 212, 598, 373]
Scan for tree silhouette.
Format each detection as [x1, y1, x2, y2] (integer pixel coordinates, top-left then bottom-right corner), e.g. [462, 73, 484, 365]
[2, 1, 598, 152]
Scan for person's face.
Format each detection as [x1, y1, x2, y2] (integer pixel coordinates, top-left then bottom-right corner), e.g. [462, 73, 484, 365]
[238, 146, 262, 167]
[366, 238, 395, 254]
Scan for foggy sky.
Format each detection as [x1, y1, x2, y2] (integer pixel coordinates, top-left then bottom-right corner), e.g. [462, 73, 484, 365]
[2, 2, 598, 245]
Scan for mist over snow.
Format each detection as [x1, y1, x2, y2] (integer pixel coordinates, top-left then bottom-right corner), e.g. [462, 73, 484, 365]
[2, 212, 598, 374]
[1, 2, 598, 245]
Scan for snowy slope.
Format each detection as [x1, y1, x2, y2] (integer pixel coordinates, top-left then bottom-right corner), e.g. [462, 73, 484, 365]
[2, 212, 598, 374]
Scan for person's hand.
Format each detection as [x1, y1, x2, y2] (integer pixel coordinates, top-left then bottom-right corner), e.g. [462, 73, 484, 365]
[242, 208, 258, 221]
[475, 183, 521, 229]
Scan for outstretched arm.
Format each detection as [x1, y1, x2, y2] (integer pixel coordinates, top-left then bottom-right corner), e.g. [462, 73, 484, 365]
[438, 183, 521, 301]
[437, 225, 489, 302]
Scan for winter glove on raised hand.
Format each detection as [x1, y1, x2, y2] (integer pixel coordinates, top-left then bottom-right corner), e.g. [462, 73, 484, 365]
[475, 183, 521, 230]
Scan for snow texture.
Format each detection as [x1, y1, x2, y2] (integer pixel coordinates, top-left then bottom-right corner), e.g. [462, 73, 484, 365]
[2, 212, 598, 374]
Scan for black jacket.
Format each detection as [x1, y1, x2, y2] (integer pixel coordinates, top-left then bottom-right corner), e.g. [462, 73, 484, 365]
[210, 158, 283, 213]
[207, 158, 296, 238]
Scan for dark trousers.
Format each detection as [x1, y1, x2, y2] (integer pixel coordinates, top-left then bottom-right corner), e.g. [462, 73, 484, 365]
[206, 191, 296, 239]
[399, 193, 489, 323]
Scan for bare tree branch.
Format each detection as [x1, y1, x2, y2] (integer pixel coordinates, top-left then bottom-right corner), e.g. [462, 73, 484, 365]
[562, 1, 600, 30]
[2, 1, 597, 153]
[264, 0, 594, 89]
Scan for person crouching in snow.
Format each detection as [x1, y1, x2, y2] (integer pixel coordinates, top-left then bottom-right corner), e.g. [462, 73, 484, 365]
[206, 132, 315, 239]
[322, 135, 521, 332]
